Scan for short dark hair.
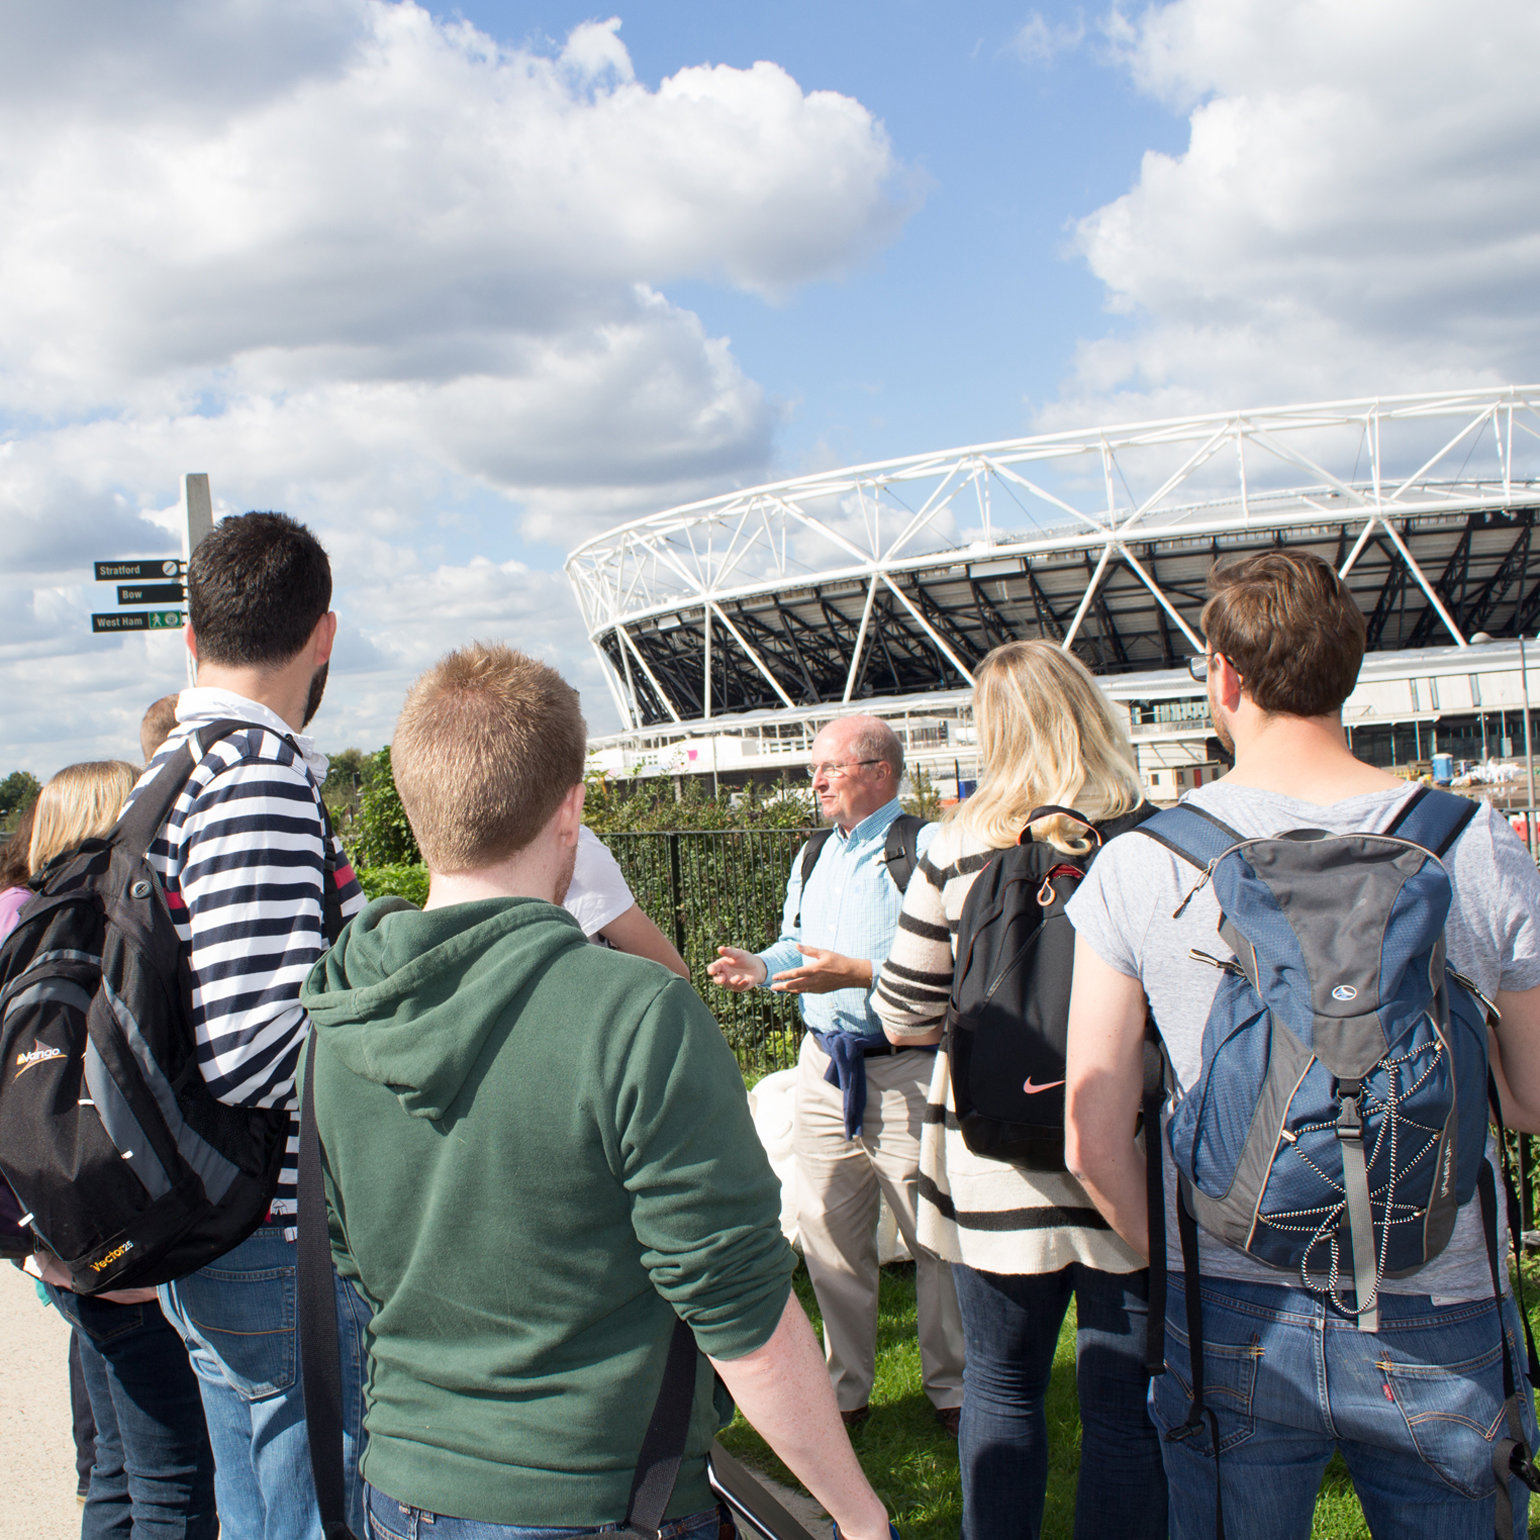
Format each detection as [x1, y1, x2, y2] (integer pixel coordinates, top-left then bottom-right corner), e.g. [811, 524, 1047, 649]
[1201, 551, 1366, 717]
[188, 512, 332, 667]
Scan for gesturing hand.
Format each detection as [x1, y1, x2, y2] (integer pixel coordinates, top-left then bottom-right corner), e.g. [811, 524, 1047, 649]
[770, 946, 872, 995]
[707, 946, 769, 991]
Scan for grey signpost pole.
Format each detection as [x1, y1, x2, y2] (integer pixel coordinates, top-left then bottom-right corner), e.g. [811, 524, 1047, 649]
[183, 474, 212, 686]
[185, 474, 213, 555]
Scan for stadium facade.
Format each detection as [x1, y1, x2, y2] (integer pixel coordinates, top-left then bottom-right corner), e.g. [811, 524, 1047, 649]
[565, 387, 1540, 799]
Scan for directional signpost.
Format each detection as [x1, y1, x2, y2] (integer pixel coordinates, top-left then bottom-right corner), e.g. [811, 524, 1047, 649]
[89, 475, 210, 645]
[90, 559, 185, 635]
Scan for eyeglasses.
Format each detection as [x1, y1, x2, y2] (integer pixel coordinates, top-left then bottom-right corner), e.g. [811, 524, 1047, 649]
[1186, 651, 1239, 684]
[806, 759, 884, 781]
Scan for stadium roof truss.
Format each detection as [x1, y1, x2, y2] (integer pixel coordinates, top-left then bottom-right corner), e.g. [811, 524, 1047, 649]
[564, 387, 1540, 730]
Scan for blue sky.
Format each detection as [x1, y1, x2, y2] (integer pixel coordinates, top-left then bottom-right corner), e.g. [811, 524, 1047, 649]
[2, 0, 1539, 768]
[443, 2, 1187, 477]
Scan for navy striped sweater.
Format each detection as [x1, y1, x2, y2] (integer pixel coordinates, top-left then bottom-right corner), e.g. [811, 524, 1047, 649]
[128, 692, 365, 1226]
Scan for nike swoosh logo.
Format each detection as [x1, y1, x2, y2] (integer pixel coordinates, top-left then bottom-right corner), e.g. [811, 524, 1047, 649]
[1022, 1078, 1065, 1094]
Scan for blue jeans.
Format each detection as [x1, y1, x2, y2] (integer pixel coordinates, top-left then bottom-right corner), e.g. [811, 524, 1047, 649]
[364, 1485, 730, 1540]
[157, 1224, 372, 1540]
[1153, 1276, 1540, 1540]
[46, 1285, 217, 1540]
[952, 1261, 1167, 1540]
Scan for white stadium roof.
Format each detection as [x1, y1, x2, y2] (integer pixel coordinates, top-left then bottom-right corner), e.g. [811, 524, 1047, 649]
[565, 386, 1540, 734]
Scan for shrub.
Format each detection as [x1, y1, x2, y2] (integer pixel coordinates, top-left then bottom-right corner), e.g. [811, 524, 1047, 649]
[355, 862, 429, 908]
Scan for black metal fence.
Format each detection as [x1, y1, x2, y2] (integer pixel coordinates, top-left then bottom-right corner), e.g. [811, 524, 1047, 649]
[603, 828, 812, 1080]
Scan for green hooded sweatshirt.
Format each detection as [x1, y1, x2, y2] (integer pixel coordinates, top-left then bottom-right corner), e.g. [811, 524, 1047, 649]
[301, 895, 795, 1527]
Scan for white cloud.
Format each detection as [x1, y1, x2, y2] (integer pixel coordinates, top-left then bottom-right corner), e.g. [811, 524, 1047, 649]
[0, 0, 914, 773]
[1008, 10, 1087, 65]
[1046, 0, 1540, 425]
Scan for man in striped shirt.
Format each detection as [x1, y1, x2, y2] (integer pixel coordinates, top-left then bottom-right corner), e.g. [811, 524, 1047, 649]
[132, 512, 368, 1540]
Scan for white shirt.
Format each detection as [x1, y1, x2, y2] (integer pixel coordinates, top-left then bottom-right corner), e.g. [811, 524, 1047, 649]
[563, 827, 635, 938]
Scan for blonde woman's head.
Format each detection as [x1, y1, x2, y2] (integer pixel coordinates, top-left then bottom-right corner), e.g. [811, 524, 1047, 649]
[29, 761, 140, 875]
[954, 640, 1141, 852]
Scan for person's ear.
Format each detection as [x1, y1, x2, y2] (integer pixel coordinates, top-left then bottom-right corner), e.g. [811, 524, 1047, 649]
[185, 626, 199, 663]
[1212, 653, 1245, 713]
[310, 611, 338, 665]
[555, 781, 585, 845]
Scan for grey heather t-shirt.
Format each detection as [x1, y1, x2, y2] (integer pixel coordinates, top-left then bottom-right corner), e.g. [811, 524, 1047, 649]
[1067, 779, 1540, 1302]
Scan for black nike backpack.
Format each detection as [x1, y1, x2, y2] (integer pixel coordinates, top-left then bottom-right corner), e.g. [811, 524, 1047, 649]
[0, 720, 330, 1294]
[945, 802, 1154, 1169]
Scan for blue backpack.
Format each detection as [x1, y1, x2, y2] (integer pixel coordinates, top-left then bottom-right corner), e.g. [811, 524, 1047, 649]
[1140, 787, 1540, 1535]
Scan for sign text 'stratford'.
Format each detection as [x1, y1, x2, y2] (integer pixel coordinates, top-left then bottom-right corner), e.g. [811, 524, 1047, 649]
[93, 559, 185, 582]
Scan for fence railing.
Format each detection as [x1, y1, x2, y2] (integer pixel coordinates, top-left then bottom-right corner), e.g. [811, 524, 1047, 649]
[603, 827, 1540, 1239]
[602, 828, 812, 1080]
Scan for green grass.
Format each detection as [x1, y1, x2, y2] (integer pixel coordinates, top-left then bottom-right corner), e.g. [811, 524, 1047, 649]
[720, 1261, 1540, 1539]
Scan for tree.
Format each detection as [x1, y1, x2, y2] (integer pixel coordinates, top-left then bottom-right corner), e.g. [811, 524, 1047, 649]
[0, 770, 41, 822]
[902, 766, 944, 822]
[583, 773, 813, 833]
[348, 747, 420, 867]
[322, 747, 371, 846]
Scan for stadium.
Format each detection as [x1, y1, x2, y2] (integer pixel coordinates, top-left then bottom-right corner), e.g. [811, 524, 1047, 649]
[566, 387, 1540, 802]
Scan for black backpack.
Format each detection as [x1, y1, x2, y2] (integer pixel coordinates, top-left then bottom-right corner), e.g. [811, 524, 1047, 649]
[793, 812, 927, 926]
[0, 720, 332, 1294]
[945, 802, 1154, 1169]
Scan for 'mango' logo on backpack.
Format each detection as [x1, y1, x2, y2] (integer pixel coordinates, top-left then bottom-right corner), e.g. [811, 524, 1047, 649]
[13, 1045, 66, 1078]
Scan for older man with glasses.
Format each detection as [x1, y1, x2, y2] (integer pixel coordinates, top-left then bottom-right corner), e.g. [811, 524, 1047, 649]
[709, 716, 965, 1435]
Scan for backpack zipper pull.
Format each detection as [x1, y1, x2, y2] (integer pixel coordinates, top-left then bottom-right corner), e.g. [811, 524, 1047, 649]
[1188, 948, 1242, 976]
[1173, 862, 1215, 918]
[1449, 968, 1501, 1024]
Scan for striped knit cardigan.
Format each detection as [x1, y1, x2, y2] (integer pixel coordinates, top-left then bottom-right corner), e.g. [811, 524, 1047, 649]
[130, 703, 365, 1227]
[873, 819, 1143, 1276]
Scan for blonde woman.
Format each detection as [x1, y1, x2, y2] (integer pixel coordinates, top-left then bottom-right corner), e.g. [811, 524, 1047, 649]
[874, 641, 1166, 1540]
[27, 760, 139, 875]
[22, 758, 218, 1539]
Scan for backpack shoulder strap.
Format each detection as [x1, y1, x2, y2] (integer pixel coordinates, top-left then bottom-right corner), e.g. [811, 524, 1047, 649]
[793, 828, 835, 929]
[1133, 802, 1243, 871]
[882, 813, 928, 893]
[113, 719, 256, 854]
[1383, 785, 1479, 858]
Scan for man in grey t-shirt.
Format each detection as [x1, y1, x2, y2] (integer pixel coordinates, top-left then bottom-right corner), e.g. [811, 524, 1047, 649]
[1063, 550, 1540, 1540]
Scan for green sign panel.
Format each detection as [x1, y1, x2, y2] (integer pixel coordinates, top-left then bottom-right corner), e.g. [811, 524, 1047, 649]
[91, 610, 185, 634]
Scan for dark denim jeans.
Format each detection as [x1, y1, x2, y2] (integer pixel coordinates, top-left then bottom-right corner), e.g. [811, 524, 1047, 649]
[46, 1284, 218, 1540]
[952, 1261, 1167, 1540]
[157, 1224, 372, 1540]
[364, 1485, 730, 1540]
[69, 1330, 97, 1494]
[1153, 1275, 1540, 1540]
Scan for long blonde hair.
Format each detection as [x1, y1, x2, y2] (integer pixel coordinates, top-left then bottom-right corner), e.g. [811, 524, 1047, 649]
[952, 641, 1142, 853]
[29, 761, 140, 875]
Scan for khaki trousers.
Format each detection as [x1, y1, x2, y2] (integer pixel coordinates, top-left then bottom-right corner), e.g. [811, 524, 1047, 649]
[794, 1032, 965, 1411]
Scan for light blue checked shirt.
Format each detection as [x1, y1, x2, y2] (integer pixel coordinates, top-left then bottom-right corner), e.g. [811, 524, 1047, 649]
[757, 798, 939, 1042]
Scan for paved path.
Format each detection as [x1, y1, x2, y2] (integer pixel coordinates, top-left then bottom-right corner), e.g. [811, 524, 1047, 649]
[0, 1261, 827, 1540]
[1, 1262, 82, 1539]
